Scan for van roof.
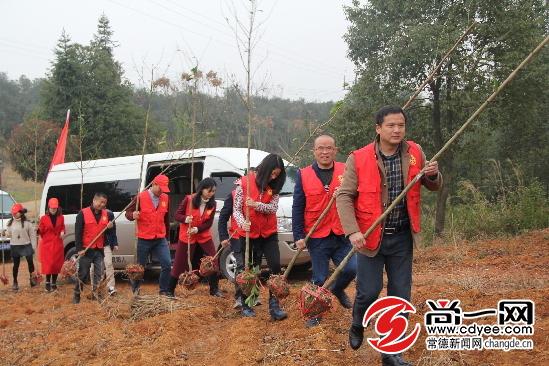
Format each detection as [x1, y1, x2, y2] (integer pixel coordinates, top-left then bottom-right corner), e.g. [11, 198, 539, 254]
[49, 147, 291, 173]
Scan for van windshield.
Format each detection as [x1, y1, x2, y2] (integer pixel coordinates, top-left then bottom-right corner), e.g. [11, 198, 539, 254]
[280, 166, 297, 196]
[0, 194, 15, 219]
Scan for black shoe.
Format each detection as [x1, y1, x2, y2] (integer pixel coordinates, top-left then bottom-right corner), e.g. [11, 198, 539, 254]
[12, 282, 19, 292]
[349, 325, 364, 350]
[159, 291, 176, 298]
[131, 280, 140, 296]
[305, 317, 321, 328]
[168, 276, 178, 294]
[269, 296, 288, 321]
[333, 289, 353, 309]
[241, 305, 256, 317]
[381, 354, 412, 366]
[72, 294, 81, 304]
[51, 283, 58, 291]
[45, 282, 52, 292]
[210, 289, 224, 298]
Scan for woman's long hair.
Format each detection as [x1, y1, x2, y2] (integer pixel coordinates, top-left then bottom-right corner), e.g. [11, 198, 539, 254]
[46, 207, 63, 216]
[8, 210, 27, 228]
[192, 177, 217, 210]
[255, 153, 286, 194]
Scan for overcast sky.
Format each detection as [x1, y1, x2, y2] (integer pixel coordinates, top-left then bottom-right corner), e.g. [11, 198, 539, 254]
[0, 0, 356, 102]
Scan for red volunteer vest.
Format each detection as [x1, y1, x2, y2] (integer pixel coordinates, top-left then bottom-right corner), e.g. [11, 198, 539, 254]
[353, 141, 422, 250]
[136, 190, 169, 239]
[301, 162, 345, 238]
[179, 194, 215, 244]
[82, 207, 108, 249]
[237, 172, 277, 239]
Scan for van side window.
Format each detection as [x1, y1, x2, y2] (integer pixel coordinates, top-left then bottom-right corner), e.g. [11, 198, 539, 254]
[46, 179, 140, 214]
[211, 173, 241, 200]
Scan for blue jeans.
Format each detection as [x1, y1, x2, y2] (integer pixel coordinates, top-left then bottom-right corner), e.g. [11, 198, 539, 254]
[136, 238, 172, 293]
[307, 233, 357, 293]
[352, 229, 413, 327]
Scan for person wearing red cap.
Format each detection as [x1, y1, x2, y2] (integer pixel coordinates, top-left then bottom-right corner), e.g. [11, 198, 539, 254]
[6, 203, 37, 291]
[126, 174, 172, 295]
[38, 198, 65, 292]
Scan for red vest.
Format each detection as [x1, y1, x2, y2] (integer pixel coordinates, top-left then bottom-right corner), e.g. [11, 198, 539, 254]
[301, 162, 345, 238]
[179, 194, 215, 244]
[237, 172, 278, 239]
[82, 207, 108, 249]
[136, 190, 169, 239]
[353, 141, 422, 251]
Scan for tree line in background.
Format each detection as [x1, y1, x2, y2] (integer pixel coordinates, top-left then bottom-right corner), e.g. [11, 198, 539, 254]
[329, 0, 548, 239]
[0, 5, 547, 241]
[0, 15, 333, 182]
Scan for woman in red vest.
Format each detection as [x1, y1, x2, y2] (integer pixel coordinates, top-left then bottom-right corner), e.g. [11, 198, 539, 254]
[233, 153, 288, 320]
[38, 198, 65, 292]
[168, 178, 224, 297]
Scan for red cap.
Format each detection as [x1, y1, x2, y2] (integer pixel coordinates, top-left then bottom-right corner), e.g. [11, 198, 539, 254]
[152, 174, 170, 193]
[11, 203, 24, 215]
[48, 198, 59, 209]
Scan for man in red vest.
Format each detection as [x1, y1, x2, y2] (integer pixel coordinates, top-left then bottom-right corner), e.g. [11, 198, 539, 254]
[73, 192, 115, 304]
[292, 135, 357, 327]
[337, 106, 441, 366]
[126, 174, 172, 296]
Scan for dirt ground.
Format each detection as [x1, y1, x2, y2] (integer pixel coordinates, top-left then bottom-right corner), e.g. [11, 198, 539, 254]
[0, 229, 547, 366]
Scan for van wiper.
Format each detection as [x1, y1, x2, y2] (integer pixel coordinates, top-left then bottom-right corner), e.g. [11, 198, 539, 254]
[279, 192, 293, 196]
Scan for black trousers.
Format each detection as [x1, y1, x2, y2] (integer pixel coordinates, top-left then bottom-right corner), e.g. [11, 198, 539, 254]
[240, 233, 281, 276]
[352, 229, 413, 327]
[231, 237, 244, 299]
[12, 256, 34, 280]
[74, 249, 104, 295]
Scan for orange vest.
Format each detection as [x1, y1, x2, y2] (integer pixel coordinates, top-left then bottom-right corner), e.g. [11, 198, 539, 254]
[82, 207, 108, 249]
[179, 194, 215, 244]
[301, 162, 345, 238]
[237, 173, 278, 239]
[353, 141, 422, 251]
[136, 190, 169, 239]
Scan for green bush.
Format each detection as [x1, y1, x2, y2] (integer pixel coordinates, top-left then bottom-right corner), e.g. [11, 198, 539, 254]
[421, 178, 548, 244]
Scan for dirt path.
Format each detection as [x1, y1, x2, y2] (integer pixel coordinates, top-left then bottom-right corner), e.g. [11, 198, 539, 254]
[0, 229, 547, 365]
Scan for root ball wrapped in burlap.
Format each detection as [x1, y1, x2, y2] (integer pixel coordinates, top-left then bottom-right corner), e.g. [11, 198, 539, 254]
[236, 269, 258, 297]
[60, 259, 77, 279]
[267, 274, 290, 299]
[178, 271, 200, 291]
[299, 283, 333, 319]
[125, 264, 145, 281]
[198, 256, 217, 277]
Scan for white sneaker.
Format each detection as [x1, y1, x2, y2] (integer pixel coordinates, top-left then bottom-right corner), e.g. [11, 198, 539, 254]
[108, 287, 117, 296]
[233, 298, 243, 309]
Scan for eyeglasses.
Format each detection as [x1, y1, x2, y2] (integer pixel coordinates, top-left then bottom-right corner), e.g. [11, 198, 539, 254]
[314, 146, 336, 152]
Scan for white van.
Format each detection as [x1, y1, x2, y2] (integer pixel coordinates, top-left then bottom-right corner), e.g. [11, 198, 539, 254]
[0, 190, 17, 252]
[40, 148, 309, 281]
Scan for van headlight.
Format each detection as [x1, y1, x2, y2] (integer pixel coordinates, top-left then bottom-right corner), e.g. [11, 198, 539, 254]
[277, 217, 292, 232]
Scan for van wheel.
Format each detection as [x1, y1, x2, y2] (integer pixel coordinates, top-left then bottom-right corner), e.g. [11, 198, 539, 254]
[219, 246, 237, 283]
[64, 247, 78, 285]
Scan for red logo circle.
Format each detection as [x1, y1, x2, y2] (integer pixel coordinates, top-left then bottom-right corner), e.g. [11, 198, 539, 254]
[363, 296, 421, 354]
